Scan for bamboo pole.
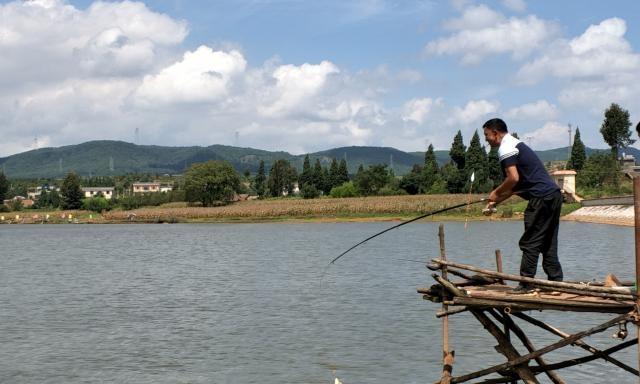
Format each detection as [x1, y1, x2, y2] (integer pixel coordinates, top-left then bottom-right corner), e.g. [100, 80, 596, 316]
[470, 310, 539, 384]
[447, 312, 632, 383]
[488, 310, 564, 384]
[495, 249, 515, 384]
[634, 175, 640, 383]
[438, 224, 455, 384]
[431, 259, 635, 296]
[436, 307, 469, 318]
[449, 295, 632, 313]
[513, 312, 638, 375]
[529, 338, 637, 374]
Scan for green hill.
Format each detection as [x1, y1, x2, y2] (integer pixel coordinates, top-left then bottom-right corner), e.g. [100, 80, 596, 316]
[1, 140, 635, 179]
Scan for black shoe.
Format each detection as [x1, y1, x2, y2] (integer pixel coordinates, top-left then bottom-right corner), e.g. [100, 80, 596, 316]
[511, 283, 534, 294]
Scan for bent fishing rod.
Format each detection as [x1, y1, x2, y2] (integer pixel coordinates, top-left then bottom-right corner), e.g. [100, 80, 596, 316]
[329, 197, 488, 265]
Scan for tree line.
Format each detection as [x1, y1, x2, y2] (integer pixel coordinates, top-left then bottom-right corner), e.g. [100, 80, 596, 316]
[1, 102, 638, 211]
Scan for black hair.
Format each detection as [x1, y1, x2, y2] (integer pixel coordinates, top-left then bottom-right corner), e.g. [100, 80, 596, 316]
[637, 121, 640, 136]
[483, 118, 508, 133]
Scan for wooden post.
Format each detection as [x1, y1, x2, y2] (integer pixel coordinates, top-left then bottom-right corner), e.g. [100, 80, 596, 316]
[495, 249, 516, 384]
[439, 224, 454, 383]
[634, 175, 640, 383]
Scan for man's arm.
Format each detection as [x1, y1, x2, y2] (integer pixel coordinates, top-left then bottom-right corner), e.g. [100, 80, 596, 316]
[489, 165, 519, 205]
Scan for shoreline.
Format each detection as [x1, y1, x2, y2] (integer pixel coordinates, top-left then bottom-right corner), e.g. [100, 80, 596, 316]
[3, 196, 631, 227]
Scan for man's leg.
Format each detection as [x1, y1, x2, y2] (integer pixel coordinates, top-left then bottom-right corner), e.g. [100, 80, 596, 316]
[541, 191, 563, 281]
[519, 197, 547, 278]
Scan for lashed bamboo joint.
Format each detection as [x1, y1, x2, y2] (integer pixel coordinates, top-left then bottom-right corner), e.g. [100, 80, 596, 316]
[421, 224, 640, 384]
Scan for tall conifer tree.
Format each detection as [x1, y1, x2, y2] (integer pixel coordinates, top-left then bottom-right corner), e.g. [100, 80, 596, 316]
[464, 130, 488, 192]
[568, 127, 586, 171]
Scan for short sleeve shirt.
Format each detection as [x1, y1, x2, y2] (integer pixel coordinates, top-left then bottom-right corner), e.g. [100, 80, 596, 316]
[498, 134, 559, 199]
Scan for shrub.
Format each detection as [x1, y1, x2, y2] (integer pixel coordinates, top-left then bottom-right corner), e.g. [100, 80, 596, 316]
[301, 184, 320, 199]
[330, 182, 358, 198]
[83, 197, 110, 212]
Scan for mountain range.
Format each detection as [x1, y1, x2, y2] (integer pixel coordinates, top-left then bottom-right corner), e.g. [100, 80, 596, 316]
[0, 140, 637, 179]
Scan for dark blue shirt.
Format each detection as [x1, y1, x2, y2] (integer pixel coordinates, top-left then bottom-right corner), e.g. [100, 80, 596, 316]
[498, 134, 559, 200]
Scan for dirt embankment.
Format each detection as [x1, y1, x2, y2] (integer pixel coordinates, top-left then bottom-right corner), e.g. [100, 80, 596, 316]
[562, 205, 634, 227]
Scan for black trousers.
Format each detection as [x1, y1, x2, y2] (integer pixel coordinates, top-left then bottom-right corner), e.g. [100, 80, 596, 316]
[519, 190, 563, 281]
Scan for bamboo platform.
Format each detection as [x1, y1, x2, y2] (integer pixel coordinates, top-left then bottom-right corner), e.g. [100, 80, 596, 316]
[419, 224, 640, 384]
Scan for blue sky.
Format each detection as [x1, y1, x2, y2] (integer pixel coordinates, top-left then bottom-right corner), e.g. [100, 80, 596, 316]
[1, 0, 639, 157]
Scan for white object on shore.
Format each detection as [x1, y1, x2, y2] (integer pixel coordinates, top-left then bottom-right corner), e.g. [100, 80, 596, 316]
[334, 378, 342, 384]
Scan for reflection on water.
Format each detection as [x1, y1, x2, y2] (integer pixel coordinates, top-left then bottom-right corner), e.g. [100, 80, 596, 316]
[0, 221, 635, 383]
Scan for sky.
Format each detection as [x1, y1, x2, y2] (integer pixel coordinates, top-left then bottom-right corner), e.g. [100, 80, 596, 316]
[1, 0, 640, 157]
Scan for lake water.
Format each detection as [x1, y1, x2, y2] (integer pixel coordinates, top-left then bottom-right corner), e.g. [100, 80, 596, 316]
[0, 221, 636, 383]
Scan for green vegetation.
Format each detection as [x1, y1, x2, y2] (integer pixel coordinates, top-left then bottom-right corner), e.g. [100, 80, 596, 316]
[567, 127, 586, 171]
[184, 161, 241, 206]
[600, 103, 635, 158]
[60, 172, 84, 210]
[0, 172, 8, 201]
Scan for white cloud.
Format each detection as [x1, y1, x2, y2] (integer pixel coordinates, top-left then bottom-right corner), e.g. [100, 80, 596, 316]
[427, 6, 558, 64]
[135, 46, 247, 105]
[516, 18, 640, 116]
[505, 100, 558, 121]
[402, 98, 444, 124]
[0, 0, 188, 83]
[520, 121, 570, 150]
[517, 18, 640, 83]
[442, 4, 504, 31]
[448, 99, 499, 125]
[502, 0, 526, 12]
[257, 61, 340, 118]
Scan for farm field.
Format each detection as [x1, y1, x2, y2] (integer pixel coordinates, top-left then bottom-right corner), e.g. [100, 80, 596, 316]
[1, 194, 527, 224]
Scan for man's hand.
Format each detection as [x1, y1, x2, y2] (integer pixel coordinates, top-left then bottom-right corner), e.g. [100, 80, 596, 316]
[483, 201, 497, 216]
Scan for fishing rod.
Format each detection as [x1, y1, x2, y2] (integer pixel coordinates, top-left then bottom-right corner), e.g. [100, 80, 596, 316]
[329, 197, 488, 265]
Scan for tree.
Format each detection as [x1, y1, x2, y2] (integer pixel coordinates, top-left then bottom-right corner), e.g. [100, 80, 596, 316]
[578, 152, 617, 190]
[568, 127, 586, 171]
[35, 189, 61, 209]
[328, 158, 340, 190]
[449, 130, 466, 170]
[422, 144, 439, 191]
[184, 160, 241, 206]
[267, 159, 297, 197]
[486, 148, 503, 189]
[0, 172, 8, 202]
[400, 164, 424, 195]
[600, 103, 635, 157]
[312, 159, 324, 192]
[440, 162, 459, 194]
[299, 155, 313, 189]
[464, 130, 488, 192]
[254, 160, 266, 197]
[338, 159, 349, 185]
[354, 164, 391, 196]
[447, 131, 467, 193]
[60, 172, 84, 209]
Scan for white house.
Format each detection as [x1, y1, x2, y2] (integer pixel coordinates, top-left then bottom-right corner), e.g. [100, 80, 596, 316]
[132, 182, 160, 193]
[82, 187, 114, 200]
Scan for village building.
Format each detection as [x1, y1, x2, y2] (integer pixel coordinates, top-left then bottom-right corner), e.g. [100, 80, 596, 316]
[27, 185, 60, 200]
[550, 170, 581, 202]
[132, 182, 173, 194]
[132, 182, 160, 193]
[3, 196, 34, 208]
[82, 187, 114, 200]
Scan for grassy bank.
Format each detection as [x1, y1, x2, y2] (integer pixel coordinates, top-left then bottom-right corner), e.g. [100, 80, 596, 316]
[0, 194, 582, 224]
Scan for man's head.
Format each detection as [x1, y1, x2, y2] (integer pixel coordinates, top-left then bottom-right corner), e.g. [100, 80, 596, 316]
[636, 121, 640, 139]
[483, 118, 508, 148]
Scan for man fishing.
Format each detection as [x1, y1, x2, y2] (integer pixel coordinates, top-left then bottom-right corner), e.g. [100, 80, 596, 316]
[482, 118, 563, 293]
